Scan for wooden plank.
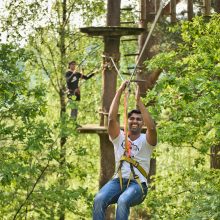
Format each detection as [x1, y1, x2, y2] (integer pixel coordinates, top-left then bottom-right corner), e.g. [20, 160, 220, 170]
[77, 124, 107, 134]
[120, 7, 134, 11]
[124, 53, 140, 57]
[80, 27, 145, 36]
[77, 124, 147, 134]
[121, 38, 138, 42]
[120, 21, 135, 24]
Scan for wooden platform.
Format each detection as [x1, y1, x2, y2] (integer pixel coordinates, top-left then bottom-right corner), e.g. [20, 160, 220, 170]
[77, 124, 108, 134]
[80, 26, 145, 36]
[77, 124, 147, 134]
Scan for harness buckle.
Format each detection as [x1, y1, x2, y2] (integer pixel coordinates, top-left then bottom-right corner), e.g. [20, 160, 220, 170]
[133, 161, 139, 167]
[134, 175, 139, 179]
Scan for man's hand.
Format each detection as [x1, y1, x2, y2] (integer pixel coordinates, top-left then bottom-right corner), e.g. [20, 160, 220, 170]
[118, 80, 129, 92]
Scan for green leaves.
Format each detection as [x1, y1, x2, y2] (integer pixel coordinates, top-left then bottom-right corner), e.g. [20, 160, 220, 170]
[145, 51, 177, 72]
[143, 14, 220, 220]
[145, 168, 220, 220]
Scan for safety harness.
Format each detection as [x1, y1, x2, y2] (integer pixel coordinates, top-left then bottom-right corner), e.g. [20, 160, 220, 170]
[116, 155, 148, 194]
[115, 86, 148, 194]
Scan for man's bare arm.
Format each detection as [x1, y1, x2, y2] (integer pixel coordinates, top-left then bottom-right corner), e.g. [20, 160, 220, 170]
[108, 81, 127, 140]
[136, 86, 157, 146]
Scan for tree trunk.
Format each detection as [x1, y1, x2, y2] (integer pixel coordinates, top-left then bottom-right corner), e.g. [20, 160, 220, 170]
[214, 0, 220, 13]
[210, 145, 220, 169]
[59, 1, 67, 219]
[59, 87, 67, 220]
[203, 0, 211, 16]
[187, 0, 194, 21]
[99, 134, 115, 220]
[170, 0, 177, 23]
[98, 1, 121, 219]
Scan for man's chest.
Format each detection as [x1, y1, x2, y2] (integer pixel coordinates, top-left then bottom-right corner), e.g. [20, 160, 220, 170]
[119, 138, 143, 157]
[70, 75, 79, 83]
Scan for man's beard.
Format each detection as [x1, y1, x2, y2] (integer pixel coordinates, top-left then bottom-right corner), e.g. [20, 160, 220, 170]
[128, 126, 141, 135]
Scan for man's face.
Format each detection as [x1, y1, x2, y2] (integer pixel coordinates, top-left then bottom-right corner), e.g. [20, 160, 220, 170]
[128, 113, 143, 134]
[69, 63, 76, 71]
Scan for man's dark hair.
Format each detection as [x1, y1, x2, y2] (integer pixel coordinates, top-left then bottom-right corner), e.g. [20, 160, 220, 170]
[128, 109, 141, 118]
[68, 60, 76, 67]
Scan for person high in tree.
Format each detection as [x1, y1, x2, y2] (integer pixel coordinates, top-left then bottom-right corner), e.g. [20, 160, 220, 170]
[65, 60, 94, 119]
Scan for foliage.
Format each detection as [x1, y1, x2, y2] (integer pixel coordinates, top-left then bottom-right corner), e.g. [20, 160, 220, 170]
[0, 0, 105, 218]
[0, 41, 100, 219]
[1, 0, 220, 219]
[146, 168, 220, 219]
[143, 14, 220, 219]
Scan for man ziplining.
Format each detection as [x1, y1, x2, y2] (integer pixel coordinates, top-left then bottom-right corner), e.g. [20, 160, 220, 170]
[93, 81, 157, 220]
[65, 60, 95, 119]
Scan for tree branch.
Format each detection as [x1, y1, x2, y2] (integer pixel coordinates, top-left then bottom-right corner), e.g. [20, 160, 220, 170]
[35, 46, 59, 94]
[12, 135, 59, 219]
[190, 144, 211, 156]
[13, 161, 49, 220]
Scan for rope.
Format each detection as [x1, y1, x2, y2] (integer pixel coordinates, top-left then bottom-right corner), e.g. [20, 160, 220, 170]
[78, 44, 101, 68]
[122, 1, 168, 154]
[124, 88, 131, 157]
[129, 0, 170, 82]
[105, 1, 169, 149]
[109, 57, 124, 81]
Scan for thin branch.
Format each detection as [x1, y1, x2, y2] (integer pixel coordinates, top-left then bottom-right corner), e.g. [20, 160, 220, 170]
[64, 35, 82, 52]
[13, 161, 49, 220]
[35, 46, 59, 94]
[64, 1, 77, 27]
[12, 136, 59, 219]
[173, 189, 192, 196]
[190, 144, 211, 156]
[43, 39, 61, 90]
[38, 32, 58, 76]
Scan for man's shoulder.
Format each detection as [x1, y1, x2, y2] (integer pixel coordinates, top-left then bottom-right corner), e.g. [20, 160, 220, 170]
[109, 130, 124, 144]
[75, 72, 82, 76]
[140, 133, 157, 149]
[65, 71, 81, 77]
[65, 71, 72, 76]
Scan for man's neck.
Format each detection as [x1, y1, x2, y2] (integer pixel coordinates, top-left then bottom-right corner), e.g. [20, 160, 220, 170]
[128, 132, 141, 141]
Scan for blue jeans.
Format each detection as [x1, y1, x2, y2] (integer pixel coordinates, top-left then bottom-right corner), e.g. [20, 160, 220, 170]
[93, 178, 148, 220]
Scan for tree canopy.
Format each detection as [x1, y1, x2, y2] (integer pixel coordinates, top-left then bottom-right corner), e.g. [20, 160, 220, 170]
[0, 0, 219, 219]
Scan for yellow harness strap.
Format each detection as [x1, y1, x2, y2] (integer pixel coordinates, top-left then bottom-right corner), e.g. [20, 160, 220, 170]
[118, 167, 123, 190]
[116, 156, 148, 194]
[120, 156, 148, 179]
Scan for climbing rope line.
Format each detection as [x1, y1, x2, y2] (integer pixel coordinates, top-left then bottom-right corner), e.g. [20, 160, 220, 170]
[129, 0, 170, 82]
[101, 1, 171, 157]
[124, 87, 131, 156]
[102, 54, 125, 81]
[78, 44, 101, 68]
[122, 0, 170, 155]
[109, 56, 124, 81]
[104, 1, 170, 87]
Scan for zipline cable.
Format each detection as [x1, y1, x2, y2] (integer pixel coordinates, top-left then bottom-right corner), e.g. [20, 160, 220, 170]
[123, 0, 170, 155]
[78, 44, 101, 68]
[129, 0, 170, 83]
[109, 57, 124, 81]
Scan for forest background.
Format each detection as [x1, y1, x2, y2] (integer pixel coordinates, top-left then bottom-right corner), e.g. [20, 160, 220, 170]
[0, 0, 219, 219]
